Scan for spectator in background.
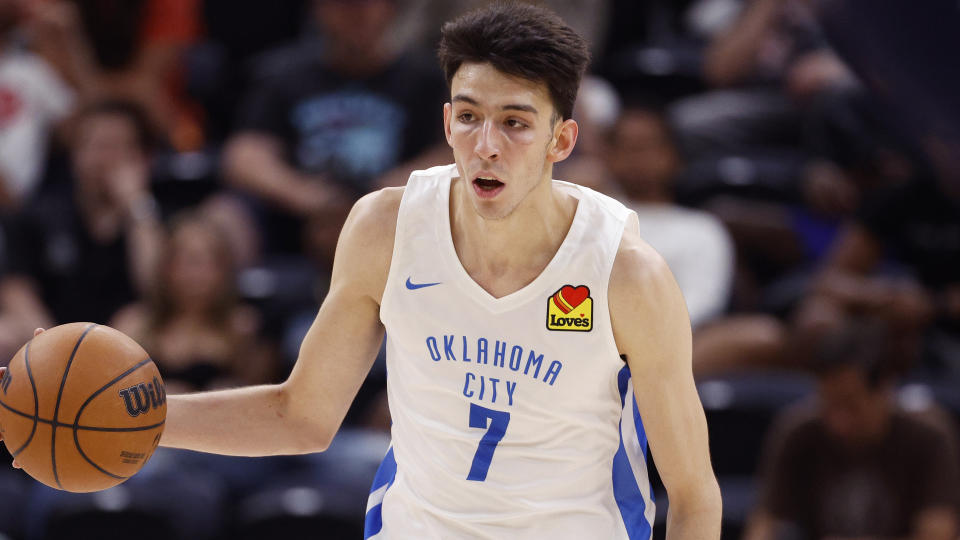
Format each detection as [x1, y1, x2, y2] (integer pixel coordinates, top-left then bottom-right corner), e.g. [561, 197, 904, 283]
[744, 318, 960, 540]
[0, 100, 163, 359]
[112, 212, 277, 394]
[795, 167, 960, 376]
[192, 0, 310, 143]
[675, 0, 856, 156]
[30, 0, 204, 150]
[222, 0, 448, 260]
[0, 0, 75, 210]
[604, 102, 733, 327]
[601, 101, 781, 377]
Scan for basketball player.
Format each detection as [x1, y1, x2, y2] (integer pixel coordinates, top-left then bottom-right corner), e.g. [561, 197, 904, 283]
[1, 3, 721, 538]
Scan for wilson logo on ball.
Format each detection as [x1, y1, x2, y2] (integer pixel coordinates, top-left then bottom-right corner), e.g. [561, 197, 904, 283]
[118, 377, 166, 417]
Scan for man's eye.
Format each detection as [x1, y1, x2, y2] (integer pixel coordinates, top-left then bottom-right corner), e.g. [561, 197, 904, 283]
[458, 113, 474, 122]
[507, 119, 528, 128]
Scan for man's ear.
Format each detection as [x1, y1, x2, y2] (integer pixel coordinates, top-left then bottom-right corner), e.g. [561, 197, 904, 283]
[443, 103, 454, 147]
[547, 118, 579, 163]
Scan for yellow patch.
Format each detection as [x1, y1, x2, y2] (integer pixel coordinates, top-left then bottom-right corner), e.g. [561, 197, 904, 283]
[546, 285, 593, 332]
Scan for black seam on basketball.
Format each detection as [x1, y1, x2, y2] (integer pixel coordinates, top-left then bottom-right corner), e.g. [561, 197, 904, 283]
[71, 434, 127, 481]
[51, 323, 96, 490]
[0, 401, 164, 432]
[71, 355, 155, 481]
[11, 341, 39, 458]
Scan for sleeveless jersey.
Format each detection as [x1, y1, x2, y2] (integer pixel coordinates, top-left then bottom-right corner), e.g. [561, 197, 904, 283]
[366, 164, 655, 539]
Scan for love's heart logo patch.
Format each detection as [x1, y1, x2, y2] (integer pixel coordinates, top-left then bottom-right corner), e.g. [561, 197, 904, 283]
[547, 285, 593, 332]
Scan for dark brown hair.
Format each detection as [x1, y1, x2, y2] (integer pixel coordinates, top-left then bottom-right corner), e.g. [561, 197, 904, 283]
[437, 2, 590, 121]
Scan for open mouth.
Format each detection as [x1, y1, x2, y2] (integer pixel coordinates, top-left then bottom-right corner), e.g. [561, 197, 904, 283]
[473, 177, 504, 191]
[472, 175, 505, 200]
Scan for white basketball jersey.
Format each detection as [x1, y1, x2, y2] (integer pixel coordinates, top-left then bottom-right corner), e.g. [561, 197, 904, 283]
[366, 164, 655, 539]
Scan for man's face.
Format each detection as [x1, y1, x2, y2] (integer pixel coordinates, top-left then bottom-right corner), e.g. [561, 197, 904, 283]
[444, 62, 572, 220]
[818, 367, 892, 449]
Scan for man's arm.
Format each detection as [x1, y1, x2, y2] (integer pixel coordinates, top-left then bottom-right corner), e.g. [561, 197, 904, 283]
[159, 187, 403, 456]
[610, 214, 722, 539]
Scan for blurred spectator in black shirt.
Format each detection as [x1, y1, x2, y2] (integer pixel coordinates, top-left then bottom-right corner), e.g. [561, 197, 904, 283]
[744, 319, 960, 540]
[222, 0, 448, 258]
[0, 100, 163, 359]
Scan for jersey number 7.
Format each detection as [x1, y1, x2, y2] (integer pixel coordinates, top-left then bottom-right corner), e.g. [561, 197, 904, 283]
[466, 403, 511, 481]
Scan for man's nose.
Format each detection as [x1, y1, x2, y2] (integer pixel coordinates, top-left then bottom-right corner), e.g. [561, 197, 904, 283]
[474, 121, 500, 161]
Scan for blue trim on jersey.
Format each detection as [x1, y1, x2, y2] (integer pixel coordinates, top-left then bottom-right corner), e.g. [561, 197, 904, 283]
[613, 440, 652, 539]
[617, 365, 631, 407]
[613, 365, 653, 539]
[632, 394, 649, 455]
[618, 365, 649, 454]
[364, 447, 397, 538]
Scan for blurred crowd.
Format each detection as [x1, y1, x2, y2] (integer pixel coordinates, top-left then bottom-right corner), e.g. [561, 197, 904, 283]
[0, 0, 957, 539]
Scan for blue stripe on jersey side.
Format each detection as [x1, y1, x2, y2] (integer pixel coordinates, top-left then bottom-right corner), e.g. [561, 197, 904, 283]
[632, 397, 655, 508]
[619, 365, 650, 462]
[613, 364, 653, 539]
[632, 395, 649, 454]
[612, 440, 652, 539]
[364, 447, 397, 539]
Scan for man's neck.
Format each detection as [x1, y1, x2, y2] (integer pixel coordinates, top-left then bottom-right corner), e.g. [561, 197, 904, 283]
[449, 176, 578, 298]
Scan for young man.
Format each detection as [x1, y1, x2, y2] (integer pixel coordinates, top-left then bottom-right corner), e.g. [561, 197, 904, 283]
[1, 4, 721, 538]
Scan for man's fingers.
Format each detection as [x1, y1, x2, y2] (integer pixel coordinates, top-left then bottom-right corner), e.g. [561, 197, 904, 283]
[11, 460, 20, 469]
[34, 328, 45, 337]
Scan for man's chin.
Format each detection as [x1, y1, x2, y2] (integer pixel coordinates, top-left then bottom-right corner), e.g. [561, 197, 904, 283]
[469, 198, 513, 221]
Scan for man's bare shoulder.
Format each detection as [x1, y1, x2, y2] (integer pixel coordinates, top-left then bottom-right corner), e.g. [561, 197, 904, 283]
[331, 187, 405, 303]
[608, 213, 690, 358]
[609, 213, 674, 300]
[348, 186, 405, 237]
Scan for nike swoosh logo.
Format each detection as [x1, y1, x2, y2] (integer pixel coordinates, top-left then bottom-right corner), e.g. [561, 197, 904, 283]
[406, 277, 442, 290]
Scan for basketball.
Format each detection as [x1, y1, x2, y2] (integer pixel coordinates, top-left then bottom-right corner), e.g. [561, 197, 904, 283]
[0, 323, 166, 493]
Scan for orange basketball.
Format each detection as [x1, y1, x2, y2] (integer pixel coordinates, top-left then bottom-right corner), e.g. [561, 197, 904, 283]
[0, 322, 166, 493]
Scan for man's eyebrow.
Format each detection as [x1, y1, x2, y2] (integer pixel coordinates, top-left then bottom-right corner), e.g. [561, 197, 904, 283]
[452, 94, 538, 115]
[452, 94, 480, 106]
[502, 104, 538, 114]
